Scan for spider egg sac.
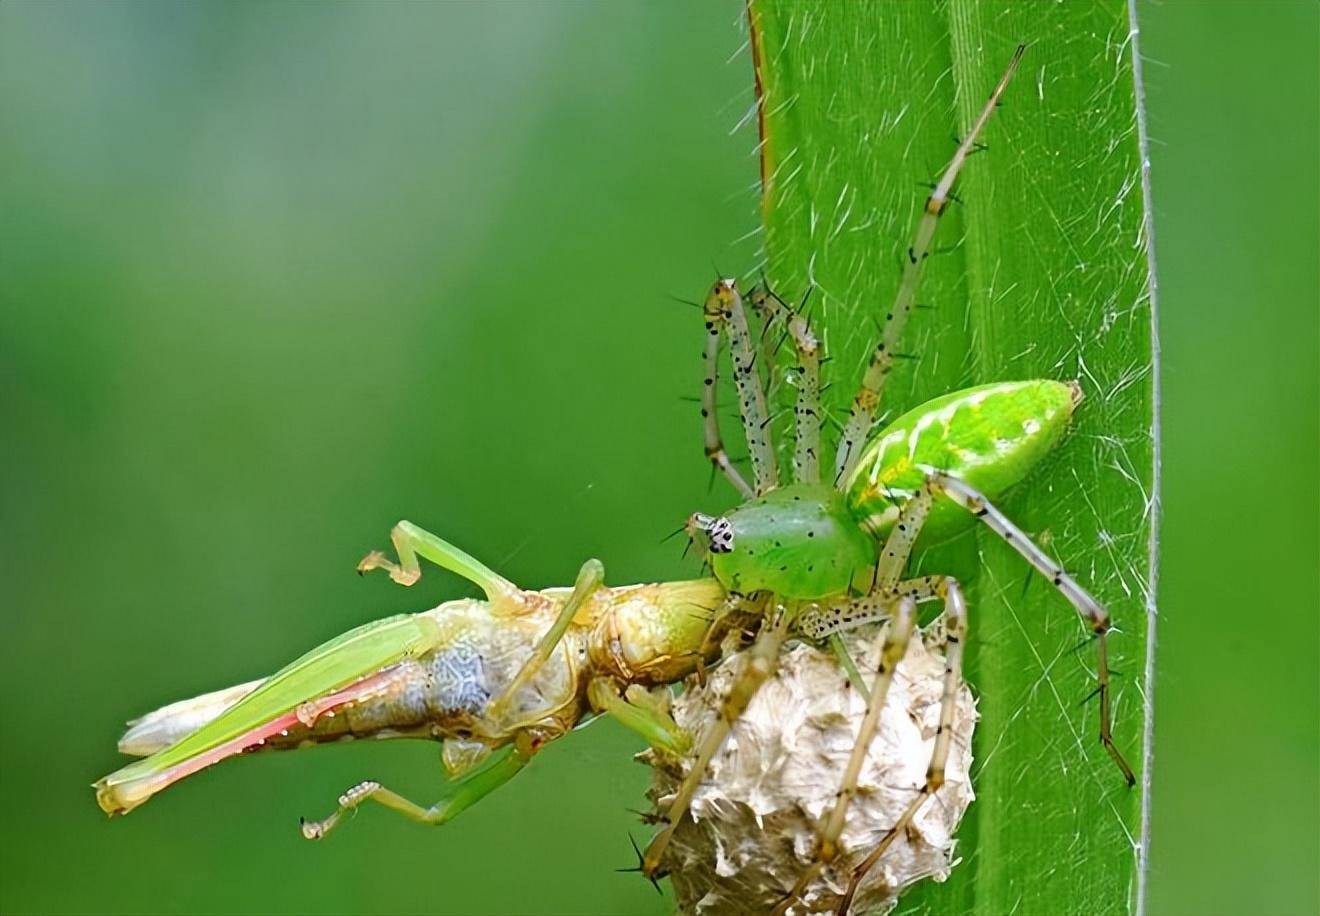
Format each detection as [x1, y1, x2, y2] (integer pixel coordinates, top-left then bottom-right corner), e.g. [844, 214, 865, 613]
[645, 626, 978, 915]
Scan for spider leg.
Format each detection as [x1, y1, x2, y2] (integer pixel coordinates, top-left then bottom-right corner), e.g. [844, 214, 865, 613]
[774, 596, 918, 915]
[796, 575, 943, 642]
[696, 591, 753, 661]
[836, 579, 968, 915]
[702, 283, 755, 498]
[642, 602, 792, 878]
[785, 309, 823, 485]
[925, 469, 1135, 785]
[700, 281, 754, 497]
[872, 479, 936, 592]
[747, 281, 786, 406]
[751, 286, 823, 485]
[713, 279, 778, 493]
[832, 45, 1025, 486]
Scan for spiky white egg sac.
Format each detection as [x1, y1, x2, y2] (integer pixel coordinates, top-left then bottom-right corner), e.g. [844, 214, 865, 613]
[645, 626, 977, 915]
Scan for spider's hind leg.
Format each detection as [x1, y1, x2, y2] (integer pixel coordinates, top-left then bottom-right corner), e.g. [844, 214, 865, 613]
[928, 470, 1135, 785]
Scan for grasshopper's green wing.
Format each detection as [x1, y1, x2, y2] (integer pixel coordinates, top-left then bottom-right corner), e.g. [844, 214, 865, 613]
[95, 612, 444, 815]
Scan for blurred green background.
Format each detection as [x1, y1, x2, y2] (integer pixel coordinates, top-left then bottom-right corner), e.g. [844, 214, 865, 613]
[1, 2, 1314, 915]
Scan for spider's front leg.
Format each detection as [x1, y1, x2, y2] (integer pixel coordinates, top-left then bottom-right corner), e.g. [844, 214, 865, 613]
[832, 45, 1025, 485]
[750, 286, 823, 485]
[699, 278, 777, 496]
[642, 600, 791, 878]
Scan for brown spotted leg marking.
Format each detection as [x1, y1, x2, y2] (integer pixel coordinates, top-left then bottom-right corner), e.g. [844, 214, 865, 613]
[701, 280, 754, 498]
[786, 310, 823, 485]
[751, 287, 824, 484]
[642, 603, 793, 878]
[747, 286, 787, 405]
[872, 481, 935, 592]
[775, 482, 940, 910]
[833, 45, 1026, 485]
[774, 597, 919, 915]
[720, 279, 778, 493]
[836, 579, 968, 916]
[796, 575, 943, 642]
[927, 469, 1135, 785]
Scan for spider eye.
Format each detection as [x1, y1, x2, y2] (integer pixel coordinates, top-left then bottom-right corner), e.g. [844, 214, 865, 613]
[708, 517, 735, 554]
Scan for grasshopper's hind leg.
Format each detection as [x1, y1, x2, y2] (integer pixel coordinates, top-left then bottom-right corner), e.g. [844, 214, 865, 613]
[588, 679, 692, 758]
[358, 520, 517, 602]
[301, 734, 534, 840]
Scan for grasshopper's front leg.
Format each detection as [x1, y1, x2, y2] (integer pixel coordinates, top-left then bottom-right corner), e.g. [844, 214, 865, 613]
[301, 732, 537, 840]
[358, 520, 517, 602]
[588, 679, 692, 758]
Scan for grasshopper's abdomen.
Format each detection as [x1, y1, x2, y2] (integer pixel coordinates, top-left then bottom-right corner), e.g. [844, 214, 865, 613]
[845, 380, 1079, 543]
[98, 583, 726, 816]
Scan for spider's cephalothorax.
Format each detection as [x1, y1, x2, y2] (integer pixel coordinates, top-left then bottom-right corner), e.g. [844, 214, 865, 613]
[688, 484, 874, 598]
[642, 46, 1134, 915]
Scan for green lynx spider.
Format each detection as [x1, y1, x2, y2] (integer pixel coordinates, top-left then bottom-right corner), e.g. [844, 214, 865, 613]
[95, 46, 1132, 914]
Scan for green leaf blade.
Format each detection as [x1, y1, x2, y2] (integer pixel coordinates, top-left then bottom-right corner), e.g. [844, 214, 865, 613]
[748, 3, 1157, 913]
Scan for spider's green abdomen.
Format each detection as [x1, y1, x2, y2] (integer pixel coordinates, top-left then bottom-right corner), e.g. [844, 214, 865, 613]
[845, 380, 1078, 543]
[709, 484, 877, 600]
